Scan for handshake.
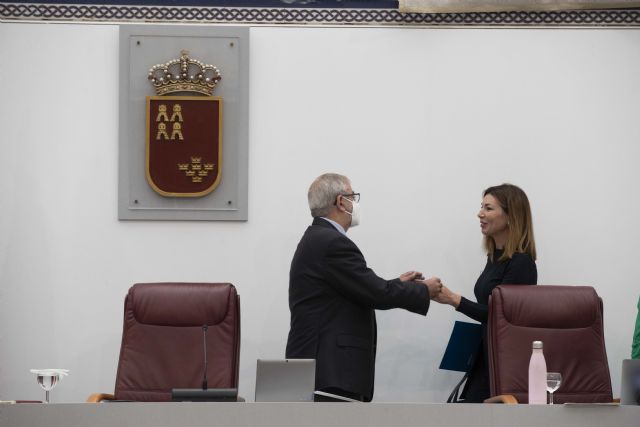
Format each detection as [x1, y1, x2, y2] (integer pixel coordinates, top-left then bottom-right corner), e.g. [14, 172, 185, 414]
[399, 271, 458, 306]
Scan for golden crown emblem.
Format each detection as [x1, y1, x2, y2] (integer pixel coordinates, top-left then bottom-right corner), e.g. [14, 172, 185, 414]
[148, 50, 222, 96]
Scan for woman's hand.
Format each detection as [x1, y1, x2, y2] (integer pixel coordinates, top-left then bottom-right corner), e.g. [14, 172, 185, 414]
[433, 285, 461, 308]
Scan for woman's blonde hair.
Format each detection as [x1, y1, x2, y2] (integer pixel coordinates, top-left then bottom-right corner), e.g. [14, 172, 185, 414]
[483, 184, 537, 262]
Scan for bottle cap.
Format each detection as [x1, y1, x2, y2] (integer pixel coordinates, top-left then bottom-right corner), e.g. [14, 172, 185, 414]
[532, 340, 543, 349]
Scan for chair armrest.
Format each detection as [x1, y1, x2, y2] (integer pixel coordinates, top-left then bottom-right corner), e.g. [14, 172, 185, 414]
[484, 394, 518, 404]
[86, 393, 116, 403]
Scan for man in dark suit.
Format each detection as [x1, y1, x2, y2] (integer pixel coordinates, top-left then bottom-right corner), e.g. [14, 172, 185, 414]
[285, 173, 442, 402]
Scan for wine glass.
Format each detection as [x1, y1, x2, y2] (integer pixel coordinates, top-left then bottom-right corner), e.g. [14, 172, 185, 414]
[546, 372, 562, 405]
[30, 369, 68, 403]
[36, 373, 59, 403]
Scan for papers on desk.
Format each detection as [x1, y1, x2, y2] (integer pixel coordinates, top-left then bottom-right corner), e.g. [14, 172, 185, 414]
[313, 391, 360, 402]
[439, 321, 482, 372]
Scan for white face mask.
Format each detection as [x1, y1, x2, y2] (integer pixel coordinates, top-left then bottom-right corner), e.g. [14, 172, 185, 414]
[342, 197, 360, 228]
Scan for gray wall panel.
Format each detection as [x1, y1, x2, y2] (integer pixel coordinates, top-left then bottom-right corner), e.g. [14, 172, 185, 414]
[118, 25, 249, 220]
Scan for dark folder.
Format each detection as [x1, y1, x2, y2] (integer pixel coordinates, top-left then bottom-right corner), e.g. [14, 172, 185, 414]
[439, 321, 482, 372]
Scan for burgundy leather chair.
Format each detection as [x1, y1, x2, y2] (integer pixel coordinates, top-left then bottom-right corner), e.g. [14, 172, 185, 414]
[88, 282, 240, 402]
[487, 285, 612, 404]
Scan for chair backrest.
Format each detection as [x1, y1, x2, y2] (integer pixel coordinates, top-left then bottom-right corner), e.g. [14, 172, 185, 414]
[488, 285, 612, 403]
[114, 283, 240, 401]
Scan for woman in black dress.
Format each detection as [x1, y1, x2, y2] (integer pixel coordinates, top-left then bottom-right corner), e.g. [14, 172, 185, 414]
[435, 184, 537, 402]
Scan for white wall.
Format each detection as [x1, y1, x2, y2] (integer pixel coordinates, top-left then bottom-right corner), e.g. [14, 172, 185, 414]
[1, 22, 639, 403]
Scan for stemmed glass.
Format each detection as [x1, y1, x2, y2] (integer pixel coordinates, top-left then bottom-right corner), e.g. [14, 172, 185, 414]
[546, 372, 562, 405]
[37, 373, 59, 403]
[30, 369, 68, 403]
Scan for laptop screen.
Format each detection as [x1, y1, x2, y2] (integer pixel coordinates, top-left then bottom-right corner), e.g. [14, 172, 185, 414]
[621, 359, 640, 405]
[254, 359, 315, 402]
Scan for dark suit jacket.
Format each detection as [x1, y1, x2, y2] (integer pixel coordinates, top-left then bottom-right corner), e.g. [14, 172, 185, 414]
[285, 217, 430, 401]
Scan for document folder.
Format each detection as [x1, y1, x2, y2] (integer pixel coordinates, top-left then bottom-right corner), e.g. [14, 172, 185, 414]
[439, 321, 482, 372]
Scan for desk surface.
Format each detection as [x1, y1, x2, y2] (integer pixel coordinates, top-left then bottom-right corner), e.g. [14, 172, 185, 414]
[1, 402, 639, 427]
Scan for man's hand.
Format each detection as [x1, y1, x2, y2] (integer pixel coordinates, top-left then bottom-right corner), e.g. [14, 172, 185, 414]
[399, 271, 424, 282]
[433, 285, 462, 308]
[416, 277, 442, 299]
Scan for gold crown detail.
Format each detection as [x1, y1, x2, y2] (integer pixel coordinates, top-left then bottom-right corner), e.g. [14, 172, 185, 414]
[148, 50, 222, 96]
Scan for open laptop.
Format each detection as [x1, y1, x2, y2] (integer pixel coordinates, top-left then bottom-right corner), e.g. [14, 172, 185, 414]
[254, 359, 359, 402]
[255, 359, 316, 402]
[621, 359, 640, 405]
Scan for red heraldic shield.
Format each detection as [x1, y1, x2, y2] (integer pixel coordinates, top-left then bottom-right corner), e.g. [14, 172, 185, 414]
[146, 96, 222, 197]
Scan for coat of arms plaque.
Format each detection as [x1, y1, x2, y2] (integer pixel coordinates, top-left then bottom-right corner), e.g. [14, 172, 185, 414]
[146, 50, 223, 197]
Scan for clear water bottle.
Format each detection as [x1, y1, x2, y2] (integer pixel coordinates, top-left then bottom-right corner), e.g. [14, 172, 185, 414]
[528, 340, 547, 404]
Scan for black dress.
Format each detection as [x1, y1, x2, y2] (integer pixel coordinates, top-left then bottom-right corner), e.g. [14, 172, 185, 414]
[456, 249, 537, 402]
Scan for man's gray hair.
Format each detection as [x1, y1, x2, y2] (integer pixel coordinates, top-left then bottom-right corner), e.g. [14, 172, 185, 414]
[308, 173, 350, 217]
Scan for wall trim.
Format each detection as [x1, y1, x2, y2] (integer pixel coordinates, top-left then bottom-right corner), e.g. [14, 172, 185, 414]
[2, 3, 640, 27]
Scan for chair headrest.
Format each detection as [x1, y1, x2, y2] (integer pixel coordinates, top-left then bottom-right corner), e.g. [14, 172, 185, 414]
[128, 282, 237, 326]
[493, 285, 600, 329]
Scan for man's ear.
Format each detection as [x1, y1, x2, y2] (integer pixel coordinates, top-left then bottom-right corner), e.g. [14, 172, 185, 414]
[335, 195, 345, 212]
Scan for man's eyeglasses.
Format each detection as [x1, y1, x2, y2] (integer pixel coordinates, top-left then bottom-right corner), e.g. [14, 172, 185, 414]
[340, 193, 360, 203]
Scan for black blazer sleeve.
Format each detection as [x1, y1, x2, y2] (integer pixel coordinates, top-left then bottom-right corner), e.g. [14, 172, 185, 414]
[324, 234, 429, 315]
[457, 253, 537, 323]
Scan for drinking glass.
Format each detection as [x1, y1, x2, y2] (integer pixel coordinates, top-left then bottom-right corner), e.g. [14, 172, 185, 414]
[30, 369, 68, 403]
[546, 372, 562, 405]
[36, 372, 59, 403]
